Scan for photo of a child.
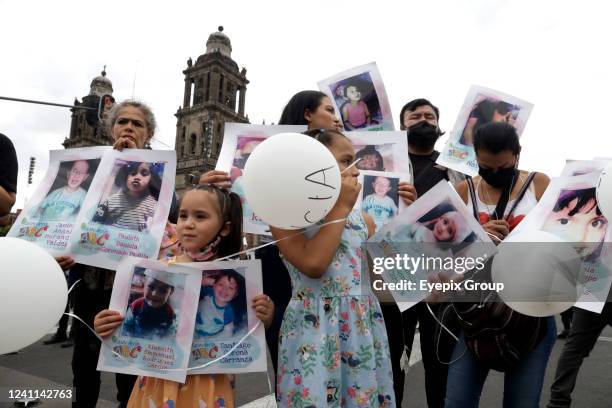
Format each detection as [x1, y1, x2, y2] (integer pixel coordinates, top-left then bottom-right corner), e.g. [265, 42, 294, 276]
[542, 187, 608, 262]
[35, 159, 99, 222]
[355, 145, 386, 171]
[122, 268, 183, 340]
[93, 161, 163, 232]
[330, 72, 382, 131]
[412, 200, 478, 244]
[362, 175, 399, 230]
[458, 95, 520, 147]
[230, 136, 265, 182]
[194, 269, 247, 339]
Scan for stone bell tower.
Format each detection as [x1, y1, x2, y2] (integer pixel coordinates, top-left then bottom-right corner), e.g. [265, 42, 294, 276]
[174, 26, 249, 195]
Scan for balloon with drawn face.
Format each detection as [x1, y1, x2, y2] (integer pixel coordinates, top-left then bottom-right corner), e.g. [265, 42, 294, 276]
[242, 133, 341, 229]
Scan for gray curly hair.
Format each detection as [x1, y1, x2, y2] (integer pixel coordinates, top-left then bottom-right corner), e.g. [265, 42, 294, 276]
[105, 99, 157, 139]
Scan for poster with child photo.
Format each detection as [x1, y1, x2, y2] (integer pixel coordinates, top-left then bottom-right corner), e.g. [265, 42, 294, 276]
[367, 180, 496, 311]
[510, 172, 612, 313]
[318, 62, 395, 132]
[97, 257, 201, 382]
[215, 123, 306, 235]
[8, 147, 107, 253]
[355, 171, 409, 231]
[345, 131, 410, 174]
[68, 148, 176, 269]
[184, 259, 267, 374]
[437, 85, 533, 176]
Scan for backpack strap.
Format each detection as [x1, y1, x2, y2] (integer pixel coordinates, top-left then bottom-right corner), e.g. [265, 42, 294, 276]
[505, 172, 537, 219]
[466, 176, 479, 221]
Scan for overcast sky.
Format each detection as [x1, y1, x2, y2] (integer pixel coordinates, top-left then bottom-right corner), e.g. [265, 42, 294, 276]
[2, 0, 611, 208]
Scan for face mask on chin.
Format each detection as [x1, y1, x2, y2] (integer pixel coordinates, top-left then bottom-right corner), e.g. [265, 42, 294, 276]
[478, 165, 518, 188]
[407, 121, 440, 150]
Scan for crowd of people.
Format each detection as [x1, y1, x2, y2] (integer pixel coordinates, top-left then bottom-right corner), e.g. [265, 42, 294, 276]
[1, 92, 611, 408]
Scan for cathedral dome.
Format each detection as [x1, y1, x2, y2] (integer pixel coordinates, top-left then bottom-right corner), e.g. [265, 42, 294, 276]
[89, 69, 113, 97]
[205, 26, 232, 57]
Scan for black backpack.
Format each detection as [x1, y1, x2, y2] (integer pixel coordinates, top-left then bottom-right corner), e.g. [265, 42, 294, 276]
[453, 172, 547, 372]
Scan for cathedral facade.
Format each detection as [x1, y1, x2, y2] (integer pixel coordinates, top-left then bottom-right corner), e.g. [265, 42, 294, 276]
[63, 28, 249, 197]
[63, 70, 114, 149]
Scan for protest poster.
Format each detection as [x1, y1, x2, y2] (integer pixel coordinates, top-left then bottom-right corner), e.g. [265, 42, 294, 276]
[318, 62, 395, 132]
[356, 170, 409, 231]
[68, 148, 176, 269]
[437, 85, 533, 176]
[97, 258, 201, 382]
[215, 123, 306, 235]
[185, 259, 267, 374]
[367, 181, 495, 311]
[346, 131, 410, 174]
[510, 173, 612, 313]
[8, 147, 108, 252]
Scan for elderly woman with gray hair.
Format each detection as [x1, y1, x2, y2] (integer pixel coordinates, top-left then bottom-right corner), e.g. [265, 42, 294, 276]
[53, 100, 160, 408]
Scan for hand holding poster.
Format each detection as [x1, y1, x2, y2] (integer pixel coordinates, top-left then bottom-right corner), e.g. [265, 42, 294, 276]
[8, 147, 108, 253]
[318, 62, 395, 132]
[69, 148, 176, 269]
[97, 258, 201, 383]
[437, 85, 533, 176]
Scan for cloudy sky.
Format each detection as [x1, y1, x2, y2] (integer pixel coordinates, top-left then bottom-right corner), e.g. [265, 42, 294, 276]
[1, 0, 611, 208]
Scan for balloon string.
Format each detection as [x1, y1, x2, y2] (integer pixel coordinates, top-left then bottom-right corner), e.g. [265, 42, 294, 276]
[67, 279, 81, 295]
[341, 157, 362, 174]
[486, 231, 503, 243]
[64, 312, 126, 361]
[215, 217, 347, 262]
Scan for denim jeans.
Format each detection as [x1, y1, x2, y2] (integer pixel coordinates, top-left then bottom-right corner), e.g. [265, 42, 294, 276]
[445, 316, 556, 408]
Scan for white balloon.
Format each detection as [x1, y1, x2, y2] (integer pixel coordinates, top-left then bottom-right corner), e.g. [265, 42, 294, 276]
[596, 164, 612, 221]
[0, 238, 68, 354]
[492, 230, 582, 317]
[242, 133, 341, 229]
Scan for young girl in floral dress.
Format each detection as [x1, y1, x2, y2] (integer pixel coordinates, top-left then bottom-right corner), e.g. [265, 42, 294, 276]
[271, 129, 395, 407]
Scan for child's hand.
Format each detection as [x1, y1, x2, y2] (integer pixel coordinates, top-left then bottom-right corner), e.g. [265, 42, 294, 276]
[335, 175, 361, 214]
[94, 309, 124, 338]
[252, 294, 274, 329]
[199, 170, 231, 189]
[54, 255, 75, 272]
[398, 182, 417, 206]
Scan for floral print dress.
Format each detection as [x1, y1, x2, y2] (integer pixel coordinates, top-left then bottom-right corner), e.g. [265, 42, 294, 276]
[276, 210, 395, 407]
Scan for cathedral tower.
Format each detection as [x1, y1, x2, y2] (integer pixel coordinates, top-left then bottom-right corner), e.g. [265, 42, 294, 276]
[174, 26, 249, 194]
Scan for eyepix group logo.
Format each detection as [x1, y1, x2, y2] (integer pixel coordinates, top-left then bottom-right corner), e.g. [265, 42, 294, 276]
[80, 224, 110, 246]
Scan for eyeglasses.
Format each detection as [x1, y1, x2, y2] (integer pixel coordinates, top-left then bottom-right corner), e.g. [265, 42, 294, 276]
[69, 169, 87, 177]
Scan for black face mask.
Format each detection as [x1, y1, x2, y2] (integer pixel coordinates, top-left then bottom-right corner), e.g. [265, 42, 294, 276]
[407, 121, 440, 150]
[479, 166, 517, 188]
